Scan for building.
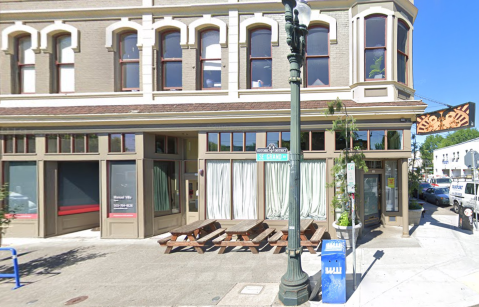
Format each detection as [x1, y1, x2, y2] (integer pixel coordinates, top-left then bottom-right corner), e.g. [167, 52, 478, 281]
[433, 138, 479, 179]
[0, 0, 426, 239]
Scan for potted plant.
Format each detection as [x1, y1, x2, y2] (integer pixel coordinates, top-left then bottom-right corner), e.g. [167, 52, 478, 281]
[368, 55, 385, 79]
[408, 199, 423, 225]
[325, 98, 368, 247]
[0, 185, 13, 247]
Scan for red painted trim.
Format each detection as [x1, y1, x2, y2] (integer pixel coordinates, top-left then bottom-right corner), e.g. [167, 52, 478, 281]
[5, 213, 38, 219]
[58, 205, 99, 216]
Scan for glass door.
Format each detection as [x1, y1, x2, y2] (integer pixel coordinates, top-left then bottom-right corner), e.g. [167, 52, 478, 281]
[186, 179, 199, 224]
[364, 174, 381, 226]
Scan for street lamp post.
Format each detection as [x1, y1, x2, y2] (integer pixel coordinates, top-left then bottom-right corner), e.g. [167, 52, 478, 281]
[279, 0, 312, 305]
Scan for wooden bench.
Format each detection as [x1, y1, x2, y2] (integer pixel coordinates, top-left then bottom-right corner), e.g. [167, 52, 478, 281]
[252, 228, 275, 244]
[157, 235, 172, 245]
[268, 220, 326, 254]
[196, 228, 225, 244]
[213, 220, 271, 254]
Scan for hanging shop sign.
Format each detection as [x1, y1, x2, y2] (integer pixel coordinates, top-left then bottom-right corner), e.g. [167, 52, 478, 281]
[416, 102, 475, 135]
[256, 143, 289, 162]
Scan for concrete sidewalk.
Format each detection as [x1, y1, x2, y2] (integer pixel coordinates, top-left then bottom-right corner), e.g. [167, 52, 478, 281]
[1, 206, 479, 307]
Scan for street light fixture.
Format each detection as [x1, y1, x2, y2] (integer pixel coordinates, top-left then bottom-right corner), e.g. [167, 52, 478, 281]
[278, 0, 312, 305]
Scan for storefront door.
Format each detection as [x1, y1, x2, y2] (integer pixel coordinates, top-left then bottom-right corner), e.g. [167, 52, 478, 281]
[364, 174, 381, 226]
[186, 179, 199, 224]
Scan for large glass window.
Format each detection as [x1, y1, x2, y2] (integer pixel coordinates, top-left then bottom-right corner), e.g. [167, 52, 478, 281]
[200, 30, 221, 89]
[250, 28, 272, 88]
[17, 35, 35, 93]
[387, 130, 403, 150]
[206, 160, 258, 220]
[184, 138, 198, 173]
[4, 161, 38, 217]
[265, 160, 326, 220]
[109, 161, 137, 218]
[335, 131, 349, 150]
[311, 132, 325, 151]
[353, 131, 368, 150]
[119, 32, 140, 91]
[58, 162, 99, 215]
[369, 130, 385, 150]
[207, 132, 256, 152]
[365, 16, 386, 80]
[385, 160, 398, 212]
[55, 35, 75, 93]
[397, 21, 409, 84]
[306, 26, 329, 86]
[154, 161, 180, 216]
[109, 133, 135, 153]
[160, 31, 182, 90]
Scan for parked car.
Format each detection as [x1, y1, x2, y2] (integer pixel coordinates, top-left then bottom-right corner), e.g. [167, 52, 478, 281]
[423, 187, 450, 206]
[415, 182, 432, 199]
[449, 181, 479, 213]
[430, 177, 452, 189]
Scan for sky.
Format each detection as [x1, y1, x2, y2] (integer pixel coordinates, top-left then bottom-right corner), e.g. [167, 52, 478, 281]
[412, 0, 479, 144]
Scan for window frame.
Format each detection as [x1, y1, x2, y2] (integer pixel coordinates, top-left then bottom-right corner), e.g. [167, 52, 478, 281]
[249, 27, 273, 89]
[159, 30, 182, 91]
[155, 135, 178, 154]
[266, 131, 326, 152]
[305, 25, 330, 88]
[108, 133, 136, 153]
[207, 132, 256, 152]
[3, 135, 36, 154]
[199, 28, 221, 90]
[333, 129, 404, 151]
[153, 159, 182, 217]
[45, 134, 98, 154]
[119, 31, 140, 92]
[54, 34, 75, 94]
[16, 34, 35, 94]
[364, 15, 387, 81]
[397, 19, 409, 85]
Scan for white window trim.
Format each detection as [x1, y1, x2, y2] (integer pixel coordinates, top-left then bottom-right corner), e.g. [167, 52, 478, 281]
[152, 17, 188, 49]
[40, 20, 79, 53]
[188, 14, 227, 48]
[239, 13, 278, 47]
[1, 21, 39, 54]
[105, 18, 143, 52]
[309, 10, 337, 44]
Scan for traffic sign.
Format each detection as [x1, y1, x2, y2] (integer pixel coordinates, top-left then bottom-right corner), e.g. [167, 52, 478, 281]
[347, 162, 355, 193]
[256, 143, 289, 162]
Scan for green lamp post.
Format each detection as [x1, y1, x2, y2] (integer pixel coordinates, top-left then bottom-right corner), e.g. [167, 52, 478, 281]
[278, 0, 312, 305]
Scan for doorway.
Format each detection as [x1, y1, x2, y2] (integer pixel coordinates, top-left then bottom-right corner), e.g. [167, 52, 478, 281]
[186, 179, 199, 224]
[364, 174, 381, 227]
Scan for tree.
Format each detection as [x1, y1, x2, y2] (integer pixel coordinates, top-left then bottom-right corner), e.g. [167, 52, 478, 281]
[439, 128, 479, 148]
[419, 134, 443, 168]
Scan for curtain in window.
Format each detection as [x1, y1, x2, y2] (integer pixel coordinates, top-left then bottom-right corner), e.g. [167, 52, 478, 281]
[266, 160, 326, 220]
[154, 162, 170, 212]
[206, 160, 231, 219]
[385, 160, 398, 212]
[233, 160, 257, 219]
[300, 160, 327, 220]
[265, 162, 290, 219]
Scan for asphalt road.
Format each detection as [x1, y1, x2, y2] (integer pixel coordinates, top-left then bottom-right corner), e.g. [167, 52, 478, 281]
[421, 198, 457, 216]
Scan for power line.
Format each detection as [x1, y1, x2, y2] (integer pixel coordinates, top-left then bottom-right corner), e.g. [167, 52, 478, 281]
[414, 93, 452, 108]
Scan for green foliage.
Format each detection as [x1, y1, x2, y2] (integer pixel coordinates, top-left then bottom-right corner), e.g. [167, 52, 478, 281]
[0, 184, 13, 235]
[337, 211, 360, 226]
[409, 134, 421, 198]
[324, 98, 368, 225]
[409, 199, 422, 210]
[419, 134, 444, 171]
[368, 55, 385, 79]
[439, 128, 479, 148]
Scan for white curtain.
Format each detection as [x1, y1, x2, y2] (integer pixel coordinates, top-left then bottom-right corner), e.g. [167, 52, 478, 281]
[206, 160, 231, 219]
[300, 160, 327, 220]
[266, 160, 326, 220]
[233, 160, 257, 219]
[265, 162, 290, 219]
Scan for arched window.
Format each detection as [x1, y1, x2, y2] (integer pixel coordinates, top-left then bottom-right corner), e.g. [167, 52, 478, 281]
[200, 29, 221, 89]
[306, 25, 329, 87]
[160, 31, 182, 90]
[249, 28, 272, 88]
[365, 16, 386, 80]
[119, 32, 140, 91]
[16, 35, 35, 94]
[397, 20, 409, 84]
[55, 35, 75, 93]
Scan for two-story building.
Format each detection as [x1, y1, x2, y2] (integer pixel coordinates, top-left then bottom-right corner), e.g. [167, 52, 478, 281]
[433, 138, 479, 179]
[0, 0, 426, 239]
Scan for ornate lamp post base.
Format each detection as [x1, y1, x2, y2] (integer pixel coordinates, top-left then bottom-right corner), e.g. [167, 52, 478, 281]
[279, 273, 311, 306]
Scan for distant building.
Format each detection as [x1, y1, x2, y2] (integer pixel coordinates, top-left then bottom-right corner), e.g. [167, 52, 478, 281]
[433, 137, 479, 179]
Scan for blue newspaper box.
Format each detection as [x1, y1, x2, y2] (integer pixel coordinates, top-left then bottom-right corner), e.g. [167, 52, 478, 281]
[321, 240, 346, 304]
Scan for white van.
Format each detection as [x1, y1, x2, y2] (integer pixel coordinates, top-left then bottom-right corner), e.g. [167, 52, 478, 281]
[449, 180, 479, 213]
[430, 177, 452, 189]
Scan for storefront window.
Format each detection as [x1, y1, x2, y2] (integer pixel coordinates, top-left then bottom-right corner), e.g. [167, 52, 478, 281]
[245, 133, 256, 151]
[265, 160, 326, 220]
[58, 162, 99, 215]
[311, 132, 325, 151]
[154, 161, 180, 216]
[266, 132, 279, 147]
[207, 133, 219, 151]
[5, 161, 37, 218]
[206, 160, 231, 219]
[300, 132, 309, 151]
[387, 130, 403, 150]
[353, 131, 368, 150]
[110, 134, 122, 152]
[335, 132, 348, 150]
[385, 160, 398, 212]
[369, 130, 385, 150]
[220, 133, 231, 151]
[109, 161, 137, 217]
[233, 133, 243, 151]
[281, 132, 291, 150]
[124, 133, 135, 152]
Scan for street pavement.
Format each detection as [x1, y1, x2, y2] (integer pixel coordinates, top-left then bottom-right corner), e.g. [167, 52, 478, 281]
[1, 201, 479, 307]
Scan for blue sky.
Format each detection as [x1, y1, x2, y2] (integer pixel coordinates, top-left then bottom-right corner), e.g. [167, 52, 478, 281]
[413, 0, 479, 144]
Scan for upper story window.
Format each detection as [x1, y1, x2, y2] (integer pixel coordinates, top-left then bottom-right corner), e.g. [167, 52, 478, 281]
[397, 21, 409, 84]
[207, 132, 256, 152]
[55, 35, 75, 93]
[250, 28, 272, 88]
[16, 35, 35, 94]
[365, 16, 386, 80]
[160, 31, 182, 91]
[200, 29, 221, 89]
[4, 135, 35, 154]
[119, 32, 139, 91]
[109, 133, 135, 153]
[46, 134, 98, 153]
[306, 26, 329, 87]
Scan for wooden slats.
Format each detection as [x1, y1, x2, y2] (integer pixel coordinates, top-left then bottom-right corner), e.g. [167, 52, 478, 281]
[310, 226, 326, 244]
[197, 228, 225, 244]
[157, 235, 172, 245]
[225, 219, 263, 234]
[252, 228, 275, 243]
[212, 233, 227, 244]
[170, 219, 216, 235]
[268, 231, 283, 243]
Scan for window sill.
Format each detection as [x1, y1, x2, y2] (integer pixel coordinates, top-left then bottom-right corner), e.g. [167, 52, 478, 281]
[2, 153, 37, 156]
[45, 152, 100, 155]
